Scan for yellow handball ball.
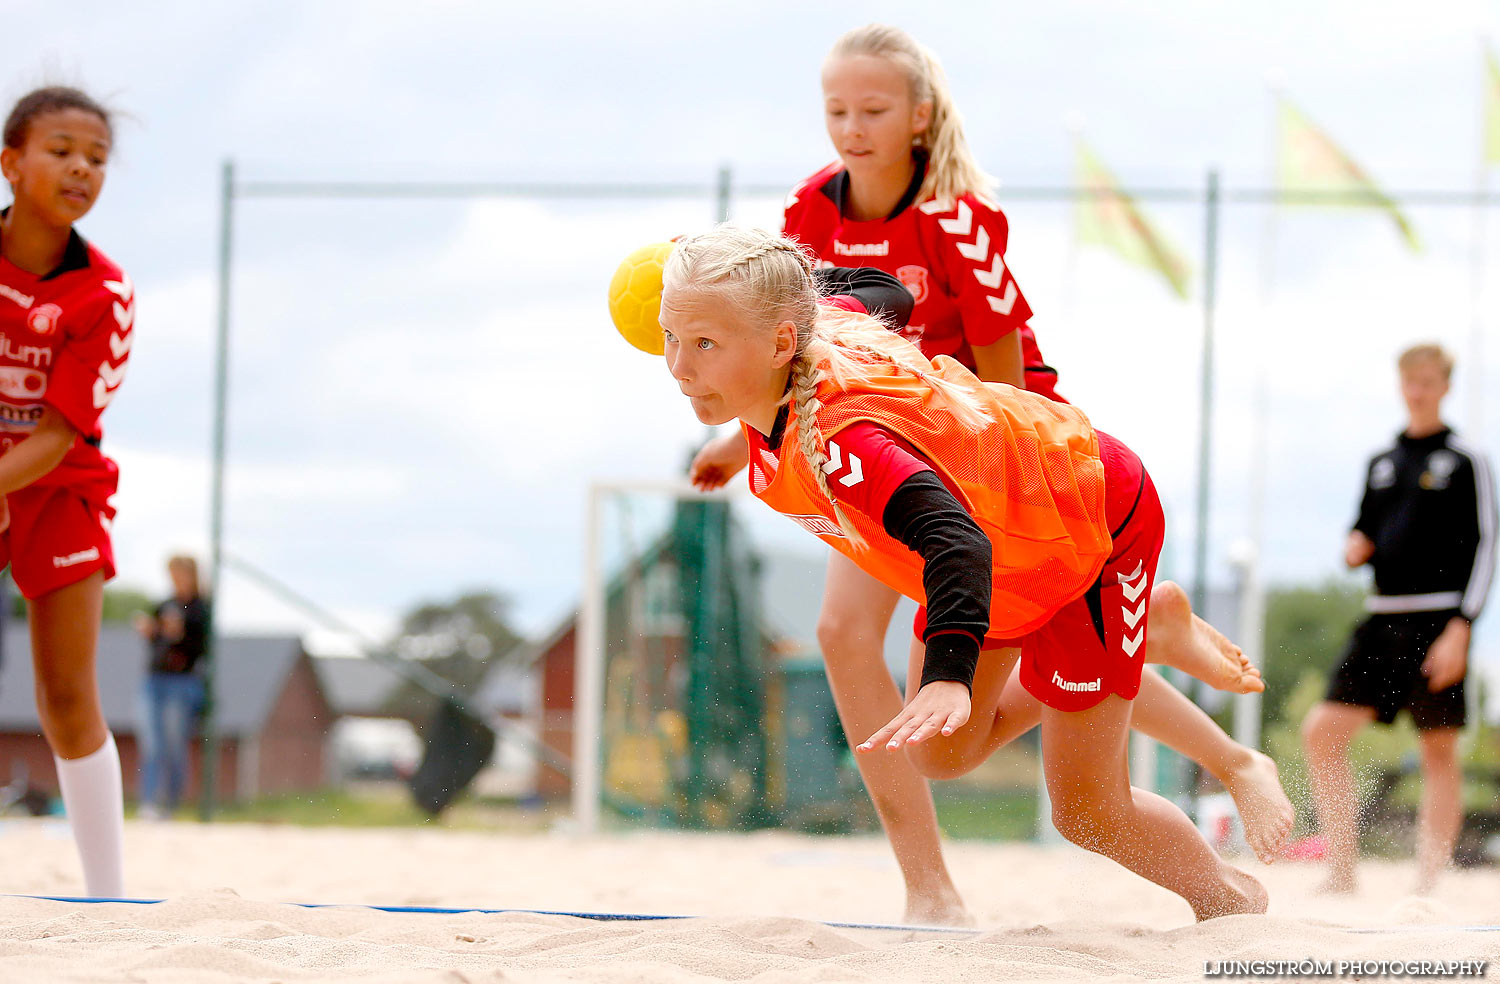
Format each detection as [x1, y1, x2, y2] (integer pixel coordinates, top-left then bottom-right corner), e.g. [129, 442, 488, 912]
[608, 241, 675, 355]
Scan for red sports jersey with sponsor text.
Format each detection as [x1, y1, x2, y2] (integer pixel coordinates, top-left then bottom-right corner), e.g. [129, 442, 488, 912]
[0, 230, 132, 598]
[783, 159, 1058, 398]
[0, 232, 132, 491]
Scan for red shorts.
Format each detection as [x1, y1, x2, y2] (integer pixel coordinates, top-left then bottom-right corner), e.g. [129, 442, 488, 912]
[914, 430, 1163, 712]
[1, 481, 117, 600]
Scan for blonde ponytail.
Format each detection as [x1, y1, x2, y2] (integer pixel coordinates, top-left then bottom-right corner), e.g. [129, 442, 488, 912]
[827, 24, 993, 207]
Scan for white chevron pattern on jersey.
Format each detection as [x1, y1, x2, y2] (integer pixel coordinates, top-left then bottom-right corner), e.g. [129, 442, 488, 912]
[1117, 561, 1148, 657]
[92, 278, 135, 411]
[917, 199, 1017, 318]
[985, 286, 1019, 316]
[973, 253, 1006, 289]
[822, 441, 865, 487]
[956, 225, 989, 261]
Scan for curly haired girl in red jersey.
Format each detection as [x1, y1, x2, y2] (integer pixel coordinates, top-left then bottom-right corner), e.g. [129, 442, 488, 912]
[661, 225, 1271, 922]
[0, 87, 134, 896]
[687, 26, 1289, 924]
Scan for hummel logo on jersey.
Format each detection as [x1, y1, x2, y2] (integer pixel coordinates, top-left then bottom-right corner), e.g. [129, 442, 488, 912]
[833, 240, 889, 257]
[1118, 561, 1148, 657]
[53, 546, 101, 569]
[1052, 671, 1101, 693]
[786, 513, 846, 538]
[823, 442, 864, 487]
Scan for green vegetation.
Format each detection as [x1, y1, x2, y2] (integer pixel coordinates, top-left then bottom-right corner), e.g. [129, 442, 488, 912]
[382, 590, 524, 721]
[932, 787, 1038, 841]
[6, 582, 154, 622]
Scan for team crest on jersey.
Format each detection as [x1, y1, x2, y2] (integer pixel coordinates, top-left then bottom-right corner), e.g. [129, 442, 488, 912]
[1370, 457, 1397, 490]
[896, 265, 929, 305]
[785, 513, 846, 538]
[26, 303, 61, 337]
[1421, 450, 1458, 490]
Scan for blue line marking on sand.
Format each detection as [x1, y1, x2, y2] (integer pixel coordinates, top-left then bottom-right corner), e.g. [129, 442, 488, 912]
[8, 897, 1499, 936]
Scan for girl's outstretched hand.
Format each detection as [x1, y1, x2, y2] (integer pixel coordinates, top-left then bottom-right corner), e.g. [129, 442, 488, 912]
[858, 681, 970, 752]
[688, 431, 750, 491]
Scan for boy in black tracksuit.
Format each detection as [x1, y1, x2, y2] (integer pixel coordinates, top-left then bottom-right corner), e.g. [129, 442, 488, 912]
[1302, 344, 1496, 894]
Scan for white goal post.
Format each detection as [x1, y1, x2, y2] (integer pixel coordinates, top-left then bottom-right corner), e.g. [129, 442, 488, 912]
[571, 478, 741, 834]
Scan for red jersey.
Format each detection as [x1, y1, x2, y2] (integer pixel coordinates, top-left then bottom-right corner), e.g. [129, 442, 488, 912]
[782, 158, 1057, 397]
[0, 229, 133, 492]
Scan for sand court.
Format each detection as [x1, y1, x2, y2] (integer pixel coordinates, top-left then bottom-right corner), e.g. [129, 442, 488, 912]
[1, 819, 1497, 982]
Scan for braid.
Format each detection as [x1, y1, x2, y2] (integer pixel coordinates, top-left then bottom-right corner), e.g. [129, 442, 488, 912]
[734, 236, 816, 279]
[790, 351, 867, 549]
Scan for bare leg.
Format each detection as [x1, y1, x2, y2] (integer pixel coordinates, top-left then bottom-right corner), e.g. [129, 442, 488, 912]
[1129, 668, 1294, 862]
[1414, 727, 1462, 894]
[1301, 701, 1375, 893]
[1144, 581, 1262, 694]
[1042, 695, 1267, 921]
[890, 637, 1291, 858]
[31, 572, 109, 758]
[817, 553, 968, 925]
[899, 637, 1023, 781]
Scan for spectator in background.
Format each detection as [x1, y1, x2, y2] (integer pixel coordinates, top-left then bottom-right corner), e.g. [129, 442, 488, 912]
[133, 555, 209, 819]
[1302, 343, 1495, 894]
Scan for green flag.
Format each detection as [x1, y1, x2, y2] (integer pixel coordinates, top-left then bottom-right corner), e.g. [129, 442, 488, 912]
[1485, 45, 1500, 166]
[1276, 96, 1420, 251]
[1075, 140, 1192, 299]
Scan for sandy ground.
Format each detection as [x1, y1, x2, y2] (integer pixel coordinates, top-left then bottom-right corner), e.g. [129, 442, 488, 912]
[2, 819, 1498, 982]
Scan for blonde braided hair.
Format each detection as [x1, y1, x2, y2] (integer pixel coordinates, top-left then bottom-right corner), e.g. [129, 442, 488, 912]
[827, 24, 994, 208]
[665, 225, 989, 547]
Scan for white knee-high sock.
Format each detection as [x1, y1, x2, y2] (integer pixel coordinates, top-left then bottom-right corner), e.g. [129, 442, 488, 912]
[54, 732, 125, 898]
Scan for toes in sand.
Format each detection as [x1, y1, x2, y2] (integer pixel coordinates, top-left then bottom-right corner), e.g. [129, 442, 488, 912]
[1224, 750, 1295, 864]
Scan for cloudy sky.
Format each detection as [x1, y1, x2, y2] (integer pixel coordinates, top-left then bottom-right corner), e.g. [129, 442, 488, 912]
[9, 1, 1499, 671]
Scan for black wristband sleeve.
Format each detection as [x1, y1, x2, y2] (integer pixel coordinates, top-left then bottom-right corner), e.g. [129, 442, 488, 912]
[919, 632, 982, 694]
[882, 471, 992, 693]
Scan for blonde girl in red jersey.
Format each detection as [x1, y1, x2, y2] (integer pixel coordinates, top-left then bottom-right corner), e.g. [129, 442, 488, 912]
[663, 225, 1269, 922]
[689, 26, 1289, 923]
[0, 87, 134, 896]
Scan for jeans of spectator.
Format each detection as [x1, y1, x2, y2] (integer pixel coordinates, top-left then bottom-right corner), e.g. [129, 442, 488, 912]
[139, 673, 205, 811]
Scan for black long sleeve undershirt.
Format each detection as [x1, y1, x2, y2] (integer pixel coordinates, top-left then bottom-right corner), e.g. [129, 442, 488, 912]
[880, 471, 992, 692]
[813, 266, 915, 328]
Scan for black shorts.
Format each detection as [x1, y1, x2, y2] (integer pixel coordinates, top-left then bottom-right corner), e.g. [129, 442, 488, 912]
[1324, 612, 1466, 730]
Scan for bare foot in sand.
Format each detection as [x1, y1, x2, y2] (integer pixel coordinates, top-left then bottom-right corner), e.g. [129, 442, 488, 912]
[1194, 864, 1269, 921]
[1145, 581, 1264, 694]
[1221, 749, 1295, 863]
[904, 887, 975, 928]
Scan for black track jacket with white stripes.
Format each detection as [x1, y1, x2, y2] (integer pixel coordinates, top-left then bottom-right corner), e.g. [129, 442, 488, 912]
[1353, 427, 1496, 622]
